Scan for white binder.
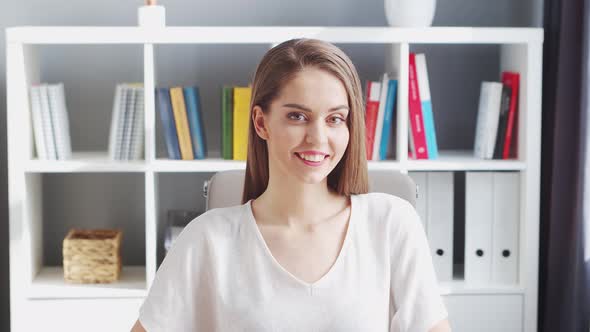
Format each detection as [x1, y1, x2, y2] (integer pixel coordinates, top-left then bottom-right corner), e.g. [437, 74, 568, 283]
[492, 172, 520, 284]
[409, 172, 428, 232]
[465, 172, 493, 283]
[426, 172, 454, 282]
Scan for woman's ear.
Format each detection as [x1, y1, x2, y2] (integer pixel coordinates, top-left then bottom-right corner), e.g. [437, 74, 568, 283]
[252, 105, 269, 140]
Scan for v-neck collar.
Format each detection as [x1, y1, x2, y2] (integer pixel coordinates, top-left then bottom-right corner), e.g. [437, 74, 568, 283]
[244, 194, 357, 290]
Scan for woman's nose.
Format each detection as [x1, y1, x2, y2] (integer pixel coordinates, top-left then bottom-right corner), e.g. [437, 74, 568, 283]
[305, 119, 328, 144]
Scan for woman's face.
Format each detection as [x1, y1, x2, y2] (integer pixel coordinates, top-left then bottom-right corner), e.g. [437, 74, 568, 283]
[252, 67, 350, 185]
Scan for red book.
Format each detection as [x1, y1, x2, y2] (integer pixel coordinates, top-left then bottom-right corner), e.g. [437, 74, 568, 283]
[501, 71, 520, 159]
[408, 53, 429, 159]
[365, 81, 381, 160]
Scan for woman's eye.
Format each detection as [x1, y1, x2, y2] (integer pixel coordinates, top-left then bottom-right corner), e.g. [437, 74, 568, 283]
[288, 113, 306, 121]
[330, 116, 345, 124]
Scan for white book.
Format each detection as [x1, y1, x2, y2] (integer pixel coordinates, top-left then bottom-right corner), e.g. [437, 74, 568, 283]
[491, 172, 520, 284]
[122, 87, 137, 160]
[465, 172, 494, 284]
[29, 85, 47, 159]
[129, 87, 145, 160]
[474, 82, 503, 159]
[108, 84, 124, 160]
[49, 83, 72, 160]
[114, 85, 130, 160]
[372, 72, 390, 160]
[426, 172, 454, 282]
[39, 84, 58, 160]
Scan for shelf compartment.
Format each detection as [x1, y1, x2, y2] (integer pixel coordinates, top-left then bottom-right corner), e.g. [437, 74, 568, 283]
[27, 265, 147, 299]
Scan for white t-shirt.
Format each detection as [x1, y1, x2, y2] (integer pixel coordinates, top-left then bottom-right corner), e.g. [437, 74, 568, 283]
[139, 192, 448, 332]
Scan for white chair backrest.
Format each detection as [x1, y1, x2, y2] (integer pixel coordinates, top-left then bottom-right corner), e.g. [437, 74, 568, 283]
[204, 169, 417, 210]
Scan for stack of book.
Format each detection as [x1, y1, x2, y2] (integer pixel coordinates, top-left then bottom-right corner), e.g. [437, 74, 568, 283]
[221, 85, 251, 161]
[364, 74, 398, 161]
[156, 86, 207, 160]
[408, 53, 438, 160]
[29, 83, 72, 160]
[474, 72, 520, 160]
[108, 83, 145, 161]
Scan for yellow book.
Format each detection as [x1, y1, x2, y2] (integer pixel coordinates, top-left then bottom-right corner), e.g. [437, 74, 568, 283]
[233, 86, 252, 161]
[169, 87, 194, 160]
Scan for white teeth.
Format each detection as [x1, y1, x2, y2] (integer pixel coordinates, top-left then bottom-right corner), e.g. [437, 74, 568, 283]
[298, 153, 325, 162]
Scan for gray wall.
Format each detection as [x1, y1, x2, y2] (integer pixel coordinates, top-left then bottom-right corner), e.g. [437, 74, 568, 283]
[0, 0, 543, 330]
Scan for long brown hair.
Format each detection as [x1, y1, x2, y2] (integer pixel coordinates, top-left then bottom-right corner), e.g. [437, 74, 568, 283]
[242, 38, 369, 204]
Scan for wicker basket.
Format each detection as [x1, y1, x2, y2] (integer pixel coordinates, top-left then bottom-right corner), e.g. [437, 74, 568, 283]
[63, 228, 123, 283]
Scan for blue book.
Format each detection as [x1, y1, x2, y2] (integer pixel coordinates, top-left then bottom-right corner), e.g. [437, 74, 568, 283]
[184, 86, 207, 159]
[379, 80, 397, 160]
[156, 88, 181, 159]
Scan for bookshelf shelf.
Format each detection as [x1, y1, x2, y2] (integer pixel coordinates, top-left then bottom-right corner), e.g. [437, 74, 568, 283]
[6, 26, 543, 45]
[24, 152, 147, 173]
[6, 26, 543, 332]
[405, 150, 527, 171]
[28, 266, 147, 299]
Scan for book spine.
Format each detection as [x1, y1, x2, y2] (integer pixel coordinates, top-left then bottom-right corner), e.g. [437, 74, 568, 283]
[29, 85, 47, 159]
[372, 73, 390, 160]
[501, 72, 520, 159]
[493, 85, 512, 159]
[222, 86, 233, 160]
[170, 87, 194, 160]
[184, 86, 206, 159]
[365, 81, 381, 160]
[379, 80, 397, 160]
[415, 53, 438, 159]
[408, 53, 429, 159]
[39, 84, 58, 160]
[156, 88, 181, 159]
[233, 87, 251, 161]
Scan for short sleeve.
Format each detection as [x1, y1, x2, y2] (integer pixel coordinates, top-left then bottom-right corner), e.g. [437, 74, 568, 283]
[389, 201, 449, 332]
[138, 221, 209, 331]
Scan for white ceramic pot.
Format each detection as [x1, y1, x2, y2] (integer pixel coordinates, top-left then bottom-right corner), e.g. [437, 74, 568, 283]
[384, 0, 437, 27]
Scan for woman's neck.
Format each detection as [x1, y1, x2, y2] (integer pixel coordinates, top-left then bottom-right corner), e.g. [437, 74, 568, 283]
[253, 174, 347, 227]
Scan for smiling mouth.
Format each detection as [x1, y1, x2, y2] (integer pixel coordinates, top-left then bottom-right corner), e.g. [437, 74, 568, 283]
[294, 153, 329, 165]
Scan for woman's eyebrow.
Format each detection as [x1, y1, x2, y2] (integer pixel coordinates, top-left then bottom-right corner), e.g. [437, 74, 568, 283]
[282, 103, 350, 113]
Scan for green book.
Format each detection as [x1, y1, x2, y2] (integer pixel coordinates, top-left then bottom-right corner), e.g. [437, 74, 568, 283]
[221, 86, 234, 160]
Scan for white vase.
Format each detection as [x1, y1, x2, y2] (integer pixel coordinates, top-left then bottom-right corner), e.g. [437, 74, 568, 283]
[384, 0, 436, 27]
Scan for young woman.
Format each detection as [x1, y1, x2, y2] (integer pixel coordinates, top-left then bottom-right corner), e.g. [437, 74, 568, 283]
[132, 38, 451, 332]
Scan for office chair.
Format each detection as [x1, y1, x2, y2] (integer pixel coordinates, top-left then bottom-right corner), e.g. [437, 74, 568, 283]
[203, 169, 417, 210]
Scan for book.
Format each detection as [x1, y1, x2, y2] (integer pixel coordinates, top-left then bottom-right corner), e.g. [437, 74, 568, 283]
[156, 88, 181, 160]
[221, 86, 234, 160]
[233, 86, 251, 161]
[39, 84, 58, 160]
[379, 79, 398, 161]
[372, 73, 390, 160]
[408, 53, 428, 159]
[129, 85, 144, 160]
[364, 81, 381, 160]
[184, 86, 207, 159]
[474, 81, 503, 159]
[493, 85, 512, 159]
[170, 87, 195, 160]
[415, 53, 438, 159]
[501, 72, 520, 159]
[47, 83, 72, 160]
[29, 85, 48, 159]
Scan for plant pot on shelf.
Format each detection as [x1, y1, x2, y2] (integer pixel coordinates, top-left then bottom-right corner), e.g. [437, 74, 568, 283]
[384, 0, 437, 27]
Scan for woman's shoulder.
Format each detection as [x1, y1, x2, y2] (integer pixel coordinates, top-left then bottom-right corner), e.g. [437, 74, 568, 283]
[353, 192, 421, 237]
[354, 192, 415, 216]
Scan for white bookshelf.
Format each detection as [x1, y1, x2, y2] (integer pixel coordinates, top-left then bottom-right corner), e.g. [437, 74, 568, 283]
[6, 26, 543, 332]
